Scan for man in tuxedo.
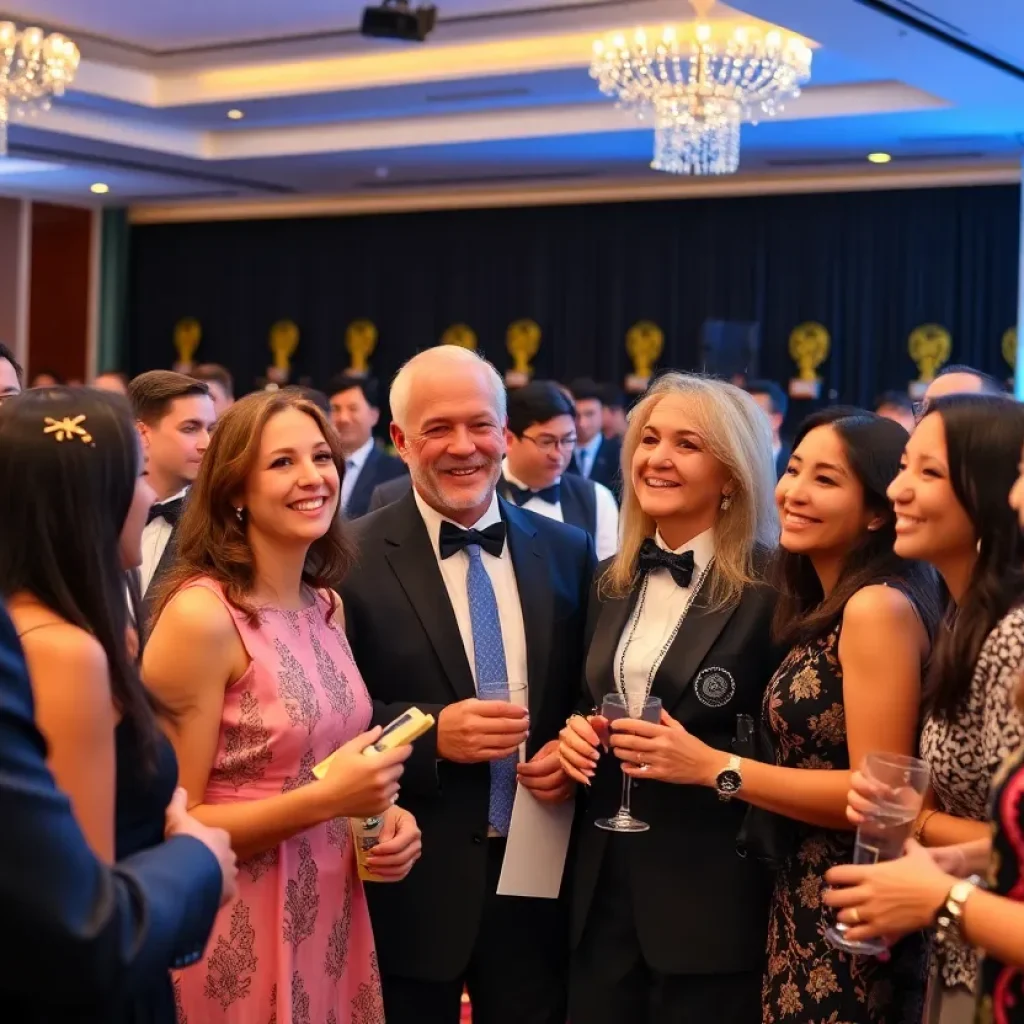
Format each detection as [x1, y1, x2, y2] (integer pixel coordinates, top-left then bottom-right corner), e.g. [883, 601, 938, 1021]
[745, 379, 791, 477]
[0, 341, 22, 402]
[566, 378, 622, 498]
[328, 373, 407, 518]
[128, 371, 216, 603]
[503, 380, 619, 560]
[342, 346, 596, 1024]
[0, 599, 235, 1017]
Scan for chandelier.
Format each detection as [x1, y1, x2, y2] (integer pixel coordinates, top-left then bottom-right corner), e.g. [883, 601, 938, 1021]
[0, 22, 80, 157]
[590, 1, 811, 176]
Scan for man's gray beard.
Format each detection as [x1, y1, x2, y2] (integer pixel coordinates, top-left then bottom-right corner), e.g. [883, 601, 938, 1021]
[410, 461, 501, 514]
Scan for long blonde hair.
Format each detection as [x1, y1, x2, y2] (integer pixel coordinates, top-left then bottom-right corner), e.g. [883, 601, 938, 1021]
[602, 373, 778, 607]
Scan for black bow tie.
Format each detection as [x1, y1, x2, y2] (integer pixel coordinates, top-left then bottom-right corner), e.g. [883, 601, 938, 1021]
[439, 520, 506, 560]
[147, 497, 184, 527]
[638, 538, 695, 588]
[506, 481, 560, 507]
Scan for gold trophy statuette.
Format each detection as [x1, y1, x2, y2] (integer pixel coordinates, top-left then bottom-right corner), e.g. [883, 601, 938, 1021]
[788, 322, 830, 399]
[346, 320, 378, 377]
[267, 320, 300, 387]
[625, 321, 663, 394]
[173, 317, 201, 373]
[505, 319, 541, 387]
[1003, 326, 1017, 386]
[441, 324, 478, 350]
[907, 323, 951, 400]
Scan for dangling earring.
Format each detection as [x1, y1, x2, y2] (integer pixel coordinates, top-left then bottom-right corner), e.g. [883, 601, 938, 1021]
[235, 507, 245, 523]
[977, 538, 982, 554]
[720, 494, 732, 511]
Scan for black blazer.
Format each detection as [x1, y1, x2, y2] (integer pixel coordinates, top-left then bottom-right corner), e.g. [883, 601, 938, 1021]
[568, 435, 622, 498]
[345, 444, 408, 519]
[368, 473, 412, 513]
[569, 562, 781, 976]
[0, 601, 222, 1019]
[342, 491, 596, 982]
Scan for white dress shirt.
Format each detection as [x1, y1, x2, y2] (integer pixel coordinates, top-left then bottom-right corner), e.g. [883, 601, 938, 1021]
[340, 436, 376, 512]
[140, 486, 188, 595]
[574, 433, 604, 478]
[502, 462, 620, 561]
[614, 529, 715, 710]
[412, 489, 529, 698]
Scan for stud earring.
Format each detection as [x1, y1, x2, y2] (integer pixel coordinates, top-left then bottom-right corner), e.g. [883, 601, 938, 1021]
[720, 495, 732, 511]
[235, 507, 245, 523]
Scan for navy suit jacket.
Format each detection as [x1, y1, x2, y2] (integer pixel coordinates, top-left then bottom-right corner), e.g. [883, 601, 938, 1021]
[0, 601, 222, 1018]
[345, 445, 408, 519]
[568, 435, 622, 499]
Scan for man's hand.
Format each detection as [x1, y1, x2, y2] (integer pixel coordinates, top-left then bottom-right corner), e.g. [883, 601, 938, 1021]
[165, 787, 238, 906]
[517, 739, 575, 804]
[365, 806, 422, 882]
[437, 698, 529, 763]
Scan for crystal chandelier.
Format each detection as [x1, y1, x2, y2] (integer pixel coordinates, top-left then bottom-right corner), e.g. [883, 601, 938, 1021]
[0, 22, 80, 157]
[590, 0, 811, 176]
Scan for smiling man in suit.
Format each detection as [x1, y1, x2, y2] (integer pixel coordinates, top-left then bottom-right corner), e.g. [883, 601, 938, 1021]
[328, 373, 407, 518]
[342, 345, 596, 1024]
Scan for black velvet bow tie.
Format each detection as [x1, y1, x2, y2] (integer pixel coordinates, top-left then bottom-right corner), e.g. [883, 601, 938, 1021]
[439, 520, 506, 560]
[147, 496, 184, 527]
[506, 481, 560, 506]
[638, 538, 695, 588]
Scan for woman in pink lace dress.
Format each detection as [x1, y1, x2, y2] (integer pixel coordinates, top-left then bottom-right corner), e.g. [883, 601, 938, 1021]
[143, 390, 422, 1023]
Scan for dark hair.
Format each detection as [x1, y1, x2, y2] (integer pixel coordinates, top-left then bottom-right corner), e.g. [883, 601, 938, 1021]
[936, 364, 1006, 395]
[507, 380, 576, 435]
[327, 374, 380, 408]
[772, 408, 941, 646]
[192, 363, 234, 398]
[129, 370, 210, 425]
[0, 342, 24, 387]
[569, 377, 604, 404]
[285, 385, 331, 416]
[874, 390, 914, 413]
[152, 390, 357, 628]
[745, 379, 789, 419]
[0, 388, 166, 763]
[599, 383, 625, 410]
[921, 394, 1024, 719]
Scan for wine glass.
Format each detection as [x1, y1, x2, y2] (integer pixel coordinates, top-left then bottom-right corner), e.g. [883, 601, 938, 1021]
[595, 693, 662, 833]
[824, 751, 930, 956]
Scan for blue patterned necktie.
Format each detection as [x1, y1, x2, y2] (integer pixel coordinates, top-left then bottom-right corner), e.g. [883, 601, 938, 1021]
[464, 543, 517, 836]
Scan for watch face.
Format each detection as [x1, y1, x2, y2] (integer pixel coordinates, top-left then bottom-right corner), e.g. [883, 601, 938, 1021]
[718, 770, 742, 794]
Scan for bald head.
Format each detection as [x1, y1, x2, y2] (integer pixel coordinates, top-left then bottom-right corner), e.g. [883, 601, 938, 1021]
[924, 366, 1004, 403]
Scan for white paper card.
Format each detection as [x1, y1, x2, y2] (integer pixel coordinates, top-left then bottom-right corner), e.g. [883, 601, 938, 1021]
[495, 786, 574, 899]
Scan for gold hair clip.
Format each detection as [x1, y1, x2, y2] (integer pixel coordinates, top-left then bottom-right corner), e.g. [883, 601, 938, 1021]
[43, 414, 94, 445]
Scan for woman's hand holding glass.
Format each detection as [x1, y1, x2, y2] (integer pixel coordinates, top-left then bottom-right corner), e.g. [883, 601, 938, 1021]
[610, 710, 721, 786]
[558, 713, 609, 785]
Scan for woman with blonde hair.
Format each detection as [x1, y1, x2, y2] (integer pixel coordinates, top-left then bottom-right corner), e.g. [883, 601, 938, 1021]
[559, 372, 781, 1024]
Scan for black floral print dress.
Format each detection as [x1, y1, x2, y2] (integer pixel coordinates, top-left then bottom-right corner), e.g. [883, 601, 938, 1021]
[761, 624, 928, 1024]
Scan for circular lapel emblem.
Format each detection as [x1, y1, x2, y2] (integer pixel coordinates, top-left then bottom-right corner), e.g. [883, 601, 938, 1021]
[695, 667, 736, 708]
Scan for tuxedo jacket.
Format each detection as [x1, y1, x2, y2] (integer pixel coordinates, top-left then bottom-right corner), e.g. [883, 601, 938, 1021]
[568, 434, 622, 499]
[341, 490, 596, 982]
[0, 601, 222, 1018]
[368, 473, 411, 513]
[345, 444, 408, 519]
[569, 560, 782, 976]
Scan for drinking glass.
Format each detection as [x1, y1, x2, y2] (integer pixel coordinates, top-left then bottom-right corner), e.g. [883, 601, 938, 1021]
[480, 682, 527, 759]
[824, 751, 930, 956]
[595, 693, 662, 833]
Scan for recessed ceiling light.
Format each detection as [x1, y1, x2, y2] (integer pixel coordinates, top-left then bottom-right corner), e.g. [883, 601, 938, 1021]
[90, 182, 109, 194]
[867, 152, 892, 164]
[226, 109, 244, 120]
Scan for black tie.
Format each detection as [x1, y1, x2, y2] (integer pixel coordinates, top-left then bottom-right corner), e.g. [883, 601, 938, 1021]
[439, 521, 506, 560]
[147, 497, 184, 527]
[638, 538, 695, 588]
[506, 482, 561, 507]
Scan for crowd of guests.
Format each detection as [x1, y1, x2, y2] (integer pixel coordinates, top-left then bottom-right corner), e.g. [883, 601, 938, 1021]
[1, 336, 1024, 1024]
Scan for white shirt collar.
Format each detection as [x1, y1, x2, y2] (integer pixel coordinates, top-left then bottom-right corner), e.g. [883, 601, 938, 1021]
[153, 485, 189, 507]
[502, 458, 560, 492]
[413, 487, 503, 559]
[578, 433, 603, 461]
[654, 527, 715, 577]
[346, 435, 376, 470]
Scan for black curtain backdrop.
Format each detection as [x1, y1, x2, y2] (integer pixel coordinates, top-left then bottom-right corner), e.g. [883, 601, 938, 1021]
[126, 184, 1020, 415]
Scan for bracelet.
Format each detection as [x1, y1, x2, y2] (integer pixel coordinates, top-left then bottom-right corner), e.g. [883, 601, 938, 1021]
[914, 808, 939, 843]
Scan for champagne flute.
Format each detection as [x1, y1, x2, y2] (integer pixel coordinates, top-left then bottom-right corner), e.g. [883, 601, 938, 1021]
[824, 751, 930, 956]
[595, 693, 662, 833]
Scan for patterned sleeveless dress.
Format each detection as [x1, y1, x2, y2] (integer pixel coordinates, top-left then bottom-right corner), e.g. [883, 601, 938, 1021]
[172, 579, 384, 1024]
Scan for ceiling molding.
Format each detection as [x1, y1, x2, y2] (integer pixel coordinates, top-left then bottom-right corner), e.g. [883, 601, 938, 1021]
[128, 161, 1021, 223]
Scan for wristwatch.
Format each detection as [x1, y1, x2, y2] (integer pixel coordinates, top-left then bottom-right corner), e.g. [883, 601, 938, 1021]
[715, 755, 743, 801]
[934, 878, 978, 946]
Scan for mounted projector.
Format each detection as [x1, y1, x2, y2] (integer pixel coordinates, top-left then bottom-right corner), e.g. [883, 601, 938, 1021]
[360, 0, 437, 41]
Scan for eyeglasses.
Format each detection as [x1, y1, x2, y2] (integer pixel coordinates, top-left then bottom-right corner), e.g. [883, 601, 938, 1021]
[521, 432, 577, 454]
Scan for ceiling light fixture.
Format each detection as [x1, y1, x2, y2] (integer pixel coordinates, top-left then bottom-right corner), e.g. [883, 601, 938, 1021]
[226, 109, 244, 120]
[90, 182, 109, 194]
[590, 0, 812, 176]
[0, 21, 80, 157]
[867, 152, 892, 164]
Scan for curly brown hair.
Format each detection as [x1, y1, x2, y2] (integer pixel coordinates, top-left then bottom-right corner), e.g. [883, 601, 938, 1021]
[149, 389, 355, 628]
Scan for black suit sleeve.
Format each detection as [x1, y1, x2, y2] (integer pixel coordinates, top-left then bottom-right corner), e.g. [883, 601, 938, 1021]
[0, 602, 223, 1007]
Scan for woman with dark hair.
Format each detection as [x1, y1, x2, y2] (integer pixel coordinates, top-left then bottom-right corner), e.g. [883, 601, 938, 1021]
[144, 389, 422, 1023]
[749, 409, 941, 1022]
[837, 393, 1024, 1023]
[0, 387, 227, 1022]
